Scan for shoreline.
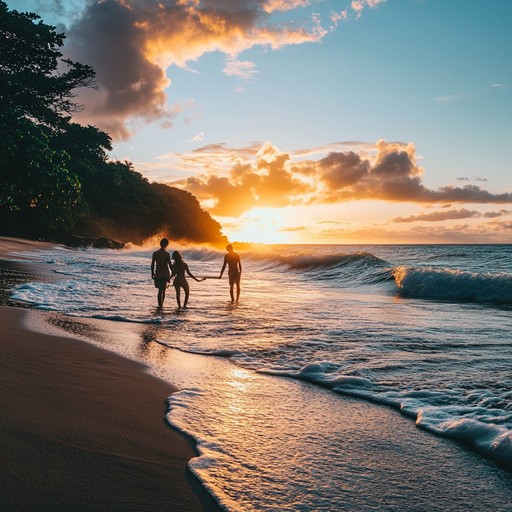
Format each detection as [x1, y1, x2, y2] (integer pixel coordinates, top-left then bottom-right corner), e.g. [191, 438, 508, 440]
[0, 237, 221, 511]
[3, 237, 512, 510]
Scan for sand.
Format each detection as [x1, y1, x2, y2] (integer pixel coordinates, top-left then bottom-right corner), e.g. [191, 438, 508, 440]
[0, 238, 221, 511]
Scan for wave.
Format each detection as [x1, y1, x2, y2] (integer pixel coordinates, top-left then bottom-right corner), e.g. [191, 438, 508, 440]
[262, 362, 512, 471]
[90, 314, 184, 325]
[284, 253, 389, 285]
[281, 251, 386, 270]
[393, 266, 512, 305]
[239, 250, 393, 286]
[157, 342, 243, 358]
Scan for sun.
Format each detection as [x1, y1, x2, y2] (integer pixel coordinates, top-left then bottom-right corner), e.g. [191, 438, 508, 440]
[224, 207, 290, 244]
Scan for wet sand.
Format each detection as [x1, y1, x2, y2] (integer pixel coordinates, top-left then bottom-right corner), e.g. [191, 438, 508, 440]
[0, 238, 221, 511]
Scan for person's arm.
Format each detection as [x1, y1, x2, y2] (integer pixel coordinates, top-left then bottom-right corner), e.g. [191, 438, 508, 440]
[185, 263, 202, 282]
[237, 255, 242, 274]
[219, 256, 227, 279]
[169, 260, 176, 278]
[151, 253, 156, 278]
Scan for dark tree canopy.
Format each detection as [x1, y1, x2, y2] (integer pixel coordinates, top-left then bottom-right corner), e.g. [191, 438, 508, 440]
[0, 1, 95, 125]
[0, 1, 226, 245]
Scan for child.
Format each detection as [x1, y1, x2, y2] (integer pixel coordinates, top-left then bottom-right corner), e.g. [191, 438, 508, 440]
[171, 251, 204, 309]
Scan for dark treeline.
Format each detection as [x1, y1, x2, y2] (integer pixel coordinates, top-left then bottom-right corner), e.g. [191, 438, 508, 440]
[0, 1, 226, 246]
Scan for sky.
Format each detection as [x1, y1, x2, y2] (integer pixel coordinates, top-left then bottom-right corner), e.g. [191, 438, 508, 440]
[8, 0, 512, 244]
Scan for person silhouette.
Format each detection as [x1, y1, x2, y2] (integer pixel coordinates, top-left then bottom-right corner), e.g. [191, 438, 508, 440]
[219, 244, 242, 302]
[171, 251, 204, 309]
[151, 238, 172, 308]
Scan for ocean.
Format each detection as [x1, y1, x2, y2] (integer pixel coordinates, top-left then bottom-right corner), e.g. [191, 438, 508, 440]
[7, 243, 512, 510]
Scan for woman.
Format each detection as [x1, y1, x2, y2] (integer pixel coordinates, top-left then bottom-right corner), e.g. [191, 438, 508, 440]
[171, 251, 204, 309]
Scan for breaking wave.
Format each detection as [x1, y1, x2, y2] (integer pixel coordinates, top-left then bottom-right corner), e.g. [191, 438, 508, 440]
[393, 266, 512, 305]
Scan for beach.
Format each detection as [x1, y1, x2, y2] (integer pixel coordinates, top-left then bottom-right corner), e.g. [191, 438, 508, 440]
[1, 237, 512, 511]
[0, 238, 221, 512]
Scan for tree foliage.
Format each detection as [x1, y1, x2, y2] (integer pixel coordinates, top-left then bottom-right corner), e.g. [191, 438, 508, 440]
[0, 1, 95, 125]
[0, 1, 226, 245]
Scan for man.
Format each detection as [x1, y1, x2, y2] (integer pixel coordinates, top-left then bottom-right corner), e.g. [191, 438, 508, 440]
[151, 238, 172, 308]
[219, 244, 242, 302]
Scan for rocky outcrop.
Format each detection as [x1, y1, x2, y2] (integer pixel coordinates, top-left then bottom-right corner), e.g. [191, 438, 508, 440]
[61, 236, 125, 249]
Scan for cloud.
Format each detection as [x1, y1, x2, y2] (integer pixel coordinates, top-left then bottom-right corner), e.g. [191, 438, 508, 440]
[184, 142, 313, 216]
[262, 0, 312, 14]
[434, 93, 470, 103]
[161, 142, 262, 177]
[483, 209, 512, 218]
[492, 221, 512, 230]
[393, 208, 511, 223]
[492, 83, 512, 90]
[223, 58, 258, 80]
[317, 151, 371, 188]
[352, 0, 386, 13]
[66, 0, 325, 138]
[170, 139, 512, 217]
[456, 176, 488, 183]
[191, 132, 205, 142]
[311, 140, 512, 205]
[331, 0, 386, 25]
[310, 221, 512, 245]
[279, 225, 306, 233]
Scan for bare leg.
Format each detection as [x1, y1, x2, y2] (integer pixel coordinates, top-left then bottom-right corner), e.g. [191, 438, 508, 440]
[183, 281, 190, 308]
[235, 279, 241, 302]
[174, 284, 181, 309]
[229, 283, 235, 302]
[157, 288, 165, 308]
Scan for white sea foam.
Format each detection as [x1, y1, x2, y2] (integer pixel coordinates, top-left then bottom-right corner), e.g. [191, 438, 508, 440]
[417, 410, 512, 468]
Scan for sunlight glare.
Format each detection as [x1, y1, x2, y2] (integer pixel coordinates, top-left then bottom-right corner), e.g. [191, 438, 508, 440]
[225, 207, 290, 244]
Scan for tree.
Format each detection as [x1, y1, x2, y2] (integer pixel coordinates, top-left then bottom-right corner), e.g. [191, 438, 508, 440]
[0, 1, 94, 232]
[0, 1, 95, 126]
[0, 116, 81, 234]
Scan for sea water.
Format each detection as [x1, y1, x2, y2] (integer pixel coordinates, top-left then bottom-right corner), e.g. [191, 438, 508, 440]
[8, 243, 512, 510]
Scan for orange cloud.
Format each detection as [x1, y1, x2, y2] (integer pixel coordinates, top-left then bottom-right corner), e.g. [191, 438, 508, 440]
[67, 0, 324, 138]
[393, 208, 512, 223]
[184, 142, 313, 215]
[309, 220, 512, 245]
[171, 139, 512, 216]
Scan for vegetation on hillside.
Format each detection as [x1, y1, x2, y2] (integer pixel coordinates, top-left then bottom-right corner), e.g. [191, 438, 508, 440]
[0, 1, 226, 246]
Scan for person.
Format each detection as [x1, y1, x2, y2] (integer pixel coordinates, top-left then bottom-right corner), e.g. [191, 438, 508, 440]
[151, 238, 172, 308]
[171, 251, 204, 309]
[219, 244, 242, 302]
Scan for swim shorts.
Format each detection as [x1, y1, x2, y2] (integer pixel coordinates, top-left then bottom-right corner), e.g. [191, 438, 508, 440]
[228, 270, 241, 285]
[154, 277, 170, 290]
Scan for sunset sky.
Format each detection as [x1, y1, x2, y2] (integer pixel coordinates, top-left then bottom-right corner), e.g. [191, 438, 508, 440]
[10, 0, 512, 244]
